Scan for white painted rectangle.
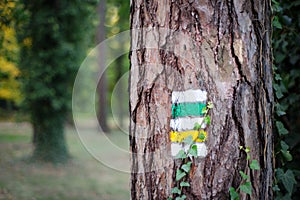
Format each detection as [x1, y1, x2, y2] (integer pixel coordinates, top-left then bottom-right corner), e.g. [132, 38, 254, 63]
[172, 89, 207, 103]
[171, 143, 183, 157]
[171, 142, 207, 157]
[170, 117, 206, 131]
[194, 142, 208, 157]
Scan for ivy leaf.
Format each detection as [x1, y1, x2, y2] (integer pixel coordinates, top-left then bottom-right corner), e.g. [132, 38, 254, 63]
[273, 83, 284, 99]
[198, 131, 206, 141]
[204, 116, 211, 125]
[273, 16, 282, 29]
[275, 103, 287, 116]
[207, 101, 214, 109]
[176, 169, 186, 181]
[276, 169, 297, 195]
[229, 187, 239, 200]
[202, 106, 207, 114]
[274, 73, 282, 81]
[175, 195, 187, 200]
[246, 155, 251, 160]
[240, 182, 252, 195]
[168, 197, 173, 200]
[193, 122, 201, 130]
[276, 121, 289, 135]
[171, 187, 181, 195]
[181, 162, 192, 173]
[183, 135, 193, 146]
[280, 141, 289, 151]
[281, 150, 293, 162]
[245, 147, 250, 153]
[175, 150, 187, 159]
[250, 160, 260, 170]
[272, 184, 280, 192]
[188, 144, 198, 157]
[180, 181, 190, 187]
[239, 171, 249, 180]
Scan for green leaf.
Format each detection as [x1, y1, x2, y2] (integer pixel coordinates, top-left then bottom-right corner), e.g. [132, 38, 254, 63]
[182, 135, 193, 145]
[280, 141, 289, 151]
[229, 187, 239, 200]
[245, 147, 250, 153]
[171, 187, 181, 195]
[207, 101, 214, 109]
[180, 181, 190, 187]
[276, 169, 297, 195]
[281, 150, 293, 162]
[246, 155, 251, 160]
[193, 122, 201, 130]
[181, 162, 192, 173]
[175, 150, 187, 159]
[274, 73, 282, 81]
[175, 195, 186, 200]
[273, 16, 282, 29]
[188, 144, 198, 157]
[168, 197, 173, 200]
[198, 131, 206, 140]
[204, 116, 211, 125]
[239, 146, 243, 150]
[276, 121, 289, 135]
[202, 106, 207, 114]
[280, 141, 293, 161]
[274, 83, 284, 99]
[239, 171, 249, 180]
[176, 169, 186, 181]
[240, 182, 252, 195]
[250, 160, 260, 170]
[275, 103, 287, 116]
[272, 184, 280, 192]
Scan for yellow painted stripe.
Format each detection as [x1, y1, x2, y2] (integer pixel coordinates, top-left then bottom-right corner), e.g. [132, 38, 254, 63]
[170, 130, 206, 143]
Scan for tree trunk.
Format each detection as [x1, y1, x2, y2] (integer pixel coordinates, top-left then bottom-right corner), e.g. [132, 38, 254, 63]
[97, 0, 109, 132]
[114, 56, 126, 128]
[129, 0, 273, 199]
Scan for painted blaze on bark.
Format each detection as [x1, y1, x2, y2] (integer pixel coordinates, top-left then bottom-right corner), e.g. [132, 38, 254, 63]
[129, 0, 273, 199]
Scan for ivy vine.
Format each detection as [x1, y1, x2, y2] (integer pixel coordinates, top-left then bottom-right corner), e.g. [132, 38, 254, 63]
[169, 102, 213, 200]
[229, 146, 260, 200]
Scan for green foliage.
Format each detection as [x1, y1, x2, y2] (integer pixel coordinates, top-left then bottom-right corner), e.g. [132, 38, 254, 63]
[181, 162, 192, 173]
[17, 0, 97, 162]
[249, 160, 260, 170]
[229, 187, 239, 200]
[176, 169, 186, 182]
[0, 2, 22, 106]
[229, 146, 260, 199]
[272, 0, 300, 198]
[175, 150, 187, 159]
[179, 182, 190, 187]
[171, 187, 182, 195]
[188, 145, 198, 157]
[239, 171, 249, 180]
[240, 182, 252, 195]
[276, 169, 297, 195]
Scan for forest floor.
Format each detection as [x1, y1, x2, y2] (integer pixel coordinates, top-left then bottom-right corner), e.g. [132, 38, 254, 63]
[0, 121, 130, 200]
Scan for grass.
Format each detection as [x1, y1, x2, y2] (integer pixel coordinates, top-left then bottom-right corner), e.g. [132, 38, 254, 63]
[0, 121, 130, 200]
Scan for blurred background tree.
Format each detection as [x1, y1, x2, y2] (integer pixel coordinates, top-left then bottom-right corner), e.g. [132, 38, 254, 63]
[17, 0, 97, 163]
[0, 1, 21, 116]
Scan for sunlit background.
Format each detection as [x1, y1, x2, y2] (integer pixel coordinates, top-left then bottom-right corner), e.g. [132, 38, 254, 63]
[0, 0, 131, 199]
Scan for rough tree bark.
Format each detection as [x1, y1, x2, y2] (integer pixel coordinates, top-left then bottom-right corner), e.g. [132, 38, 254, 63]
[129, 0, 273, 199]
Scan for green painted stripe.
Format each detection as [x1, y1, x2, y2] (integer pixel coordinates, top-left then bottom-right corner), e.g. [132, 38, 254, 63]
[172, 102, 206, 118]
